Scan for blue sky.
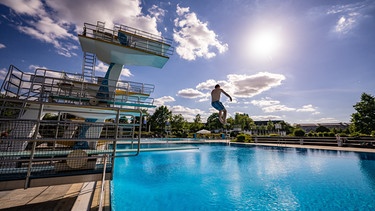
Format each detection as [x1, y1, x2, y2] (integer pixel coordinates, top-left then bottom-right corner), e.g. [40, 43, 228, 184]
[0, 0, 374, 124]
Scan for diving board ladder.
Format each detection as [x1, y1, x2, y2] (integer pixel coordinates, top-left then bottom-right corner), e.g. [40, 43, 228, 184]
[82, 52, 96, 83]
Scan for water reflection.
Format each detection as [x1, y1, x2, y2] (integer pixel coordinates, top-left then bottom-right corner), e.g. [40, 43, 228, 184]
[358, 153, 375, 190]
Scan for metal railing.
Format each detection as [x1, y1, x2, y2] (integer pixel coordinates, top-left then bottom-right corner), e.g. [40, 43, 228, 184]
[0, 98, 145, 190]
[1, 65, 156, 109]
[81, 21, 174, 58]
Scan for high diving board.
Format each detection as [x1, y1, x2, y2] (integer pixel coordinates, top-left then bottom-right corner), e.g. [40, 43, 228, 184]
[78, 22, 174, 68]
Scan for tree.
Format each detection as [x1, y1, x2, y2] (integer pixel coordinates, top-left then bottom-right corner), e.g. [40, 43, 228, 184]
[315, 125, 330, 133]
[279, 121, 294, 135]
[226, 117, 234, 129]
[293, 128, 306, 137]
[194, 114, 201, 123]
[266, 120, 274, 131]
[190, 114, 204, 132]
[351, 93, 375, 135]
[149, 106, 172, 132]
[171, 114, 187, 132]
[206, 113, 222, 130]
[233, 113, 254, 130]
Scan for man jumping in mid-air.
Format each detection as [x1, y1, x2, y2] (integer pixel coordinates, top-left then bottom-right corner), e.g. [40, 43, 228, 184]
[211, 84, 232, 124]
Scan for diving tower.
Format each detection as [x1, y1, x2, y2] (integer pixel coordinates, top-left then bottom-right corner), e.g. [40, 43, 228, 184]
[0, 21, 175, 191]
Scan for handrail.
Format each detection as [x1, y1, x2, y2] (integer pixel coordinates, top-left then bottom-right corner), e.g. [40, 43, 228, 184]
[98, 154, 108, 211]
[24, 103, 44, 189]
[81, 22, 174, 58]
[115, 23, 173, 45]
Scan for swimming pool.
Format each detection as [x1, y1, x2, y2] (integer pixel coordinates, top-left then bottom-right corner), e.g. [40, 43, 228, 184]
[111, 144, 375, 210]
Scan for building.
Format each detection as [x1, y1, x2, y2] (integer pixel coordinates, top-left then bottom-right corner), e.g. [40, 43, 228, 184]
[294, 123, 350, 132]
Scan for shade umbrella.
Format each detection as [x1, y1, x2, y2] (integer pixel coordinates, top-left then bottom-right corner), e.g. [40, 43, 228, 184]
[196, 129, 211, 134]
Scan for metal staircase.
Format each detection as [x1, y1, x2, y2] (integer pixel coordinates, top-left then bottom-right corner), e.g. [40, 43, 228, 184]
[82, 52, 96, 83]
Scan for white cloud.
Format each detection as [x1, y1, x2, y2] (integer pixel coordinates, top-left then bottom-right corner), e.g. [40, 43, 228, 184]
[173, 4, 228, 60]
[95, 61, 132, 78]
[119, 68, 132, 78]
[197, 97, 210, 102]
[307, 1, 373, 37]
[251, 115, 283, 121]
[296, 104, 317, 112]
[176, 4, 189, 16]
[46, 0, 161, 35]
[326, 2, 371, 36]
[262, 104, 296, 113]
[196, 79, 220, 91]
[251, 97, 280, 107]
[29, 64, 48, 71]
[179, 72, 285, 104]
[251, 97, 319, 115]
[0, 68, 7, 80]
[148, 5, 166, 22]
[169, 105, 205, 122]
[176, 88, 206, 99]
[0, 0, 45, 16]
[9, 7, 78, 57]
[154, 96, 175, 107]
[0, 43, 6, 49]
[95, 62, 109, 74]
[335, 15, 356, 34]
[228, 72, 285, 98]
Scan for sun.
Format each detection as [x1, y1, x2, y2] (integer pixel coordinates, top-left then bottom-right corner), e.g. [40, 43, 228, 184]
[250, 29, 282, 60]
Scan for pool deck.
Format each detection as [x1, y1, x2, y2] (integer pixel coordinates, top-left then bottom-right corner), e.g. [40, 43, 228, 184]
[1, 140, 374, 210]
[0, 180, 110, 211]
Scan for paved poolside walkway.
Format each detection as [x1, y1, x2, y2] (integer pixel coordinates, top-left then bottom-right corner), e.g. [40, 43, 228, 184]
[0, 180, 110, 211]
[1, 141, 374, 210]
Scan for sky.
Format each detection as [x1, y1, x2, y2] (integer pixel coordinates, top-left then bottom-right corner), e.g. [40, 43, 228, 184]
[0, 0, 375, 125]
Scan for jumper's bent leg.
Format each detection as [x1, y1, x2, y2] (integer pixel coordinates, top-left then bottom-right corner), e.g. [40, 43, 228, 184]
[223, 109, 227, 124]
[218, 110, 224, 124]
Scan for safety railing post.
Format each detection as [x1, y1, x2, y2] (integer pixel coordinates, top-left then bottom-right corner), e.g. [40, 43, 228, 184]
[98, 154, 108, 211]
[24, 102, 44, 189]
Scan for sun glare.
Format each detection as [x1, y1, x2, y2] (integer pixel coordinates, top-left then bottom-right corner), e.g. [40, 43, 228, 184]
[250, 30, 282, 60]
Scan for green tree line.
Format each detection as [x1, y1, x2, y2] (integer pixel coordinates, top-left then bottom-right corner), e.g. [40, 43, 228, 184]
[2, 92, 374, 137]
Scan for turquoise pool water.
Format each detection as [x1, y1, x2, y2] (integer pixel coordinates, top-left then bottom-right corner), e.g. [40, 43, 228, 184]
[111, 144, 375, 210]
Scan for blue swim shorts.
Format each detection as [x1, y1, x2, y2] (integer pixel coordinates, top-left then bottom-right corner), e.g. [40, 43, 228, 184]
[211, 101, 225, 111]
